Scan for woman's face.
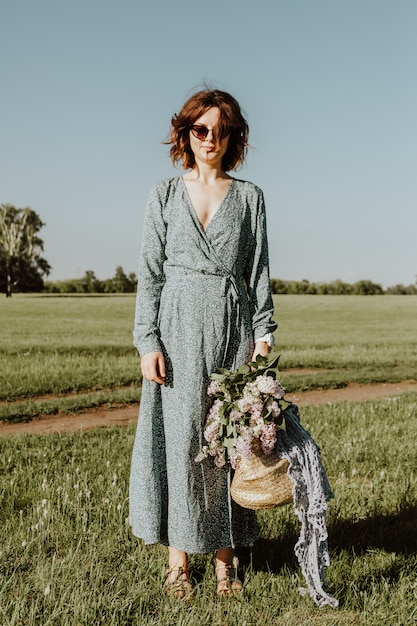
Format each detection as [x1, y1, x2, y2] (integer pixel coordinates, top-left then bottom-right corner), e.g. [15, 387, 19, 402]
[188, 107, 230, 169]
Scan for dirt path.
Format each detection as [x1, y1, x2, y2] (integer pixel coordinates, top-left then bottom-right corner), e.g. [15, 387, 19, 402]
[1, 380, 417, 437]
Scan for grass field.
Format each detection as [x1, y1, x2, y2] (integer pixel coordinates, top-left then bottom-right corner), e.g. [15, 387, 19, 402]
[2, 294, 417, 422]
[1, 294, 417, 624]
[1, 395, 416, 625]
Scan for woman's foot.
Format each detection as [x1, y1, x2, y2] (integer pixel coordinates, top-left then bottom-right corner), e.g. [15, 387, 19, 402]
[215, 548, 242, 597]
[164, 566, 193, 599]
[165, 547, 192, 599]
[215, 563, 243, 597]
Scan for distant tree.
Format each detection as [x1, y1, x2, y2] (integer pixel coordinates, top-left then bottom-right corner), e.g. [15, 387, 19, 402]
[80, 270, 102, 293]
[351, 280, 384, 295]
[103, 266, 137, 293]
[270, 278, 289, 294]
[316, 280, 352, 295]
[0, 204, 51, 296]
[386, 282, 417, 295]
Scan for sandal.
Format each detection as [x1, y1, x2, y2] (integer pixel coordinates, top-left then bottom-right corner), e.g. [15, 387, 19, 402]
[215, 563, 243, 597]
[164, 566, 193, 599]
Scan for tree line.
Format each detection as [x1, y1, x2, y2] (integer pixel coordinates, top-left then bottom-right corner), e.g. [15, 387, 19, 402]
[1, 204, 416, 296]
[42, 274, 417, 295]
[44, 267, 137, 294]
[270, 278, 417, 296]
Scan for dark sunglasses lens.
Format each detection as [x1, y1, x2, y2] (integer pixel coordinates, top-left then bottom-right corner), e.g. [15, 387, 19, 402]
[191, 126, 209, 139]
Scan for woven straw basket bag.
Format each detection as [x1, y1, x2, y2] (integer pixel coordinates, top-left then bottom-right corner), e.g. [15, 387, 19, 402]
[230, 441, 293, 510]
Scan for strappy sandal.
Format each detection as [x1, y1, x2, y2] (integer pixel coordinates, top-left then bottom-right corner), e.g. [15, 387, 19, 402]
[215, 564, 243, 597]
[164, 566, 193, 599]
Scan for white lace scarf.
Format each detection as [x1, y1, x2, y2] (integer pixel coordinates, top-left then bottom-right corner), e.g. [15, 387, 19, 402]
[275, 404, 339, 608]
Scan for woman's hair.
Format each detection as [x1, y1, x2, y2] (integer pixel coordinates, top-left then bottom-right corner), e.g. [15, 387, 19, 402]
[167, 89, 249, 171]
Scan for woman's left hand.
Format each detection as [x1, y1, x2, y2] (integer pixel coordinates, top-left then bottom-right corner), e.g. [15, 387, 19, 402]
[251, 341, 270, 361]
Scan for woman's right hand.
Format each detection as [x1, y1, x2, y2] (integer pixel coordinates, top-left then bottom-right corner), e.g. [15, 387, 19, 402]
[140, 351, 166, 385]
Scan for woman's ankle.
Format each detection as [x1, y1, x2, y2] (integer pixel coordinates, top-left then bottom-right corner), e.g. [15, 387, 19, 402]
[168, 547, 189, 571]
[215, 547, 235, 569]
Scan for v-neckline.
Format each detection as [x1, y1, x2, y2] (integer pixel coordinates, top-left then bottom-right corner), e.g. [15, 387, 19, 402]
[181, 176, 234, 233]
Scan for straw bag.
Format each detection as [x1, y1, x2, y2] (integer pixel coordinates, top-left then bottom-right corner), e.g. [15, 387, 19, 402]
[230, 441, 293, 510]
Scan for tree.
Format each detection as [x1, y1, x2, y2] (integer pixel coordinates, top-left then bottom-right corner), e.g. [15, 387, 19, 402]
[80, 270, 102, 293]
[103, 266, 137, 293]
[0, 204, 51, 296]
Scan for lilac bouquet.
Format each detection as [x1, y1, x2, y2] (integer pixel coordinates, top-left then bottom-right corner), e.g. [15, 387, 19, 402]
[196, 354, 288, 469]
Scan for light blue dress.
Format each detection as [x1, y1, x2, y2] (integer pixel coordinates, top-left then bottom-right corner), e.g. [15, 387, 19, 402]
[129, 176, 277, 553]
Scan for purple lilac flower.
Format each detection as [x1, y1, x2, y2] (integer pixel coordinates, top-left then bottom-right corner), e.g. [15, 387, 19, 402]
[265, 397, 281, 418]
[255, 375, 285, 399]
[207, 380, 221, 396]
[235, 434, 254, 460]
[207, 398, 222, 419]
[204, 418, 220, 443]
[238, 391, 263, 415]
[229, 449, 240, 470]
[230, 409, 242, 422]
[260, 422, 277, 455]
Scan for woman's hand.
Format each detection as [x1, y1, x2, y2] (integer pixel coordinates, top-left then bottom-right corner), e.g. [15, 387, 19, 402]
[140, 351, 166, 385]
[251, 341, 270, 362]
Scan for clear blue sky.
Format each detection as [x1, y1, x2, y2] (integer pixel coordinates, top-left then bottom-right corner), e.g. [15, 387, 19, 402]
[1, 0, 416, 287]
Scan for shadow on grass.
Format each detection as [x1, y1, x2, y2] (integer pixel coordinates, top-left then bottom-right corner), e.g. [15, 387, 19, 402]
[329, 503, 417, 555]
[239, 504, 417, 576]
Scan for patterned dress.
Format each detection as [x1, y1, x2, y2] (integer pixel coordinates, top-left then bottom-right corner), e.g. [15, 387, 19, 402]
[129, 176, 277, 553]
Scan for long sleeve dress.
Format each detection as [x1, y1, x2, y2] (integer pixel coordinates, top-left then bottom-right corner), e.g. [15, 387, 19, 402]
[129, 176, 277, 554]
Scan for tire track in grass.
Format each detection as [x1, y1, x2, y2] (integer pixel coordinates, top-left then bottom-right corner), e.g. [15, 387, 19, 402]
[1, 380, 417, 437]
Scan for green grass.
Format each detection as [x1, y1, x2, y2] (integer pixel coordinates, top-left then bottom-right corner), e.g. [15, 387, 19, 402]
[1, 294, 417, 421]
[2, 294, 416, 623]
[276, 295, 417, 390]
[1, 394, 416, 625]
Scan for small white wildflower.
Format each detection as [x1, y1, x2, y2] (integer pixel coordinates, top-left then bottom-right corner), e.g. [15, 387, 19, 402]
[41, 499, 48, 507]
[85, 490, 91, 499]
[351, 468, 357, 477]
[44, 584, 51, 596]
[117, 503, 122, 511]
[75, 467, 81, 474]
[102, 498, 110, 505]
[22, 541, 27, 548]
[380, 470, 386, 479]
[106, 461, 110, 467]
[73, 483, 79, 490]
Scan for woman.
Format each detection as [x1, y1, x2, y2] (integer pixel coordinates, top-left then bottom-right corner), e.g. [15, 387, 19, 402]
[129, 89, 277, 598]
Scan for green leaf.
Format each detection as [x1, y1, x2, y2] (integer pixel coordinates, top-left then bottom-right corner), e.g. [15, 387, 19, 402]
[223, 436, 237, 450]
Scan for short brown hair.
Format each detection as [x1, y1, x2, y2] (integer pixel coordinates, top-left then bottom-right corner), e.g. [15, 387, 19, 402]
[166, 89, 249, 171]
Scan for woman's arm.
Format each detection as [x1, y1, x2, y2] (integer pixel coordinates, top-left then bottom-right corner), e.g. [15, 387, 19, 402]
[133, 183, 168, 382]
[245, 189, 277, 349]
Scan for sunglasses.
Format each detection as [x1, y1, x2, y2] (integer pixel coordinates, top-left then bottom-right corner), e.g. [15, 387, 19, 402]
[190, 125, 229, 141]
